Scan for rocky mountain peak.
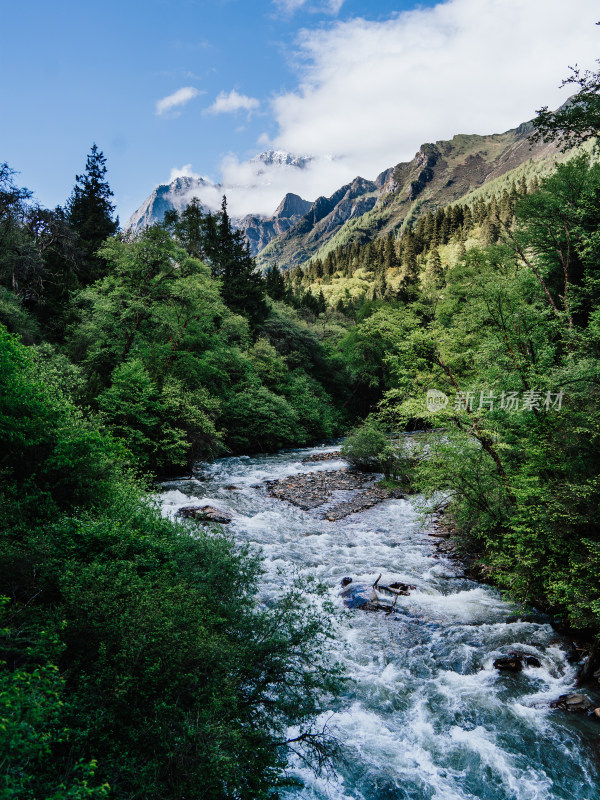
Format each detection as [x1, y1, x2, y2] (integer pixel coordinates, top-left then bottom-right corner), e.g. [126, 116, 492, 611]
[274, 193, 312, 220]
[250, 150, 312, 170]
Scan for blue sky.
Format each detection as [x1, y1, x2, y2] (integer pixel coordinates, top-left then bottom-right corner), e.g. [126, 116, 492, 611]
[2, 0, 599, 222]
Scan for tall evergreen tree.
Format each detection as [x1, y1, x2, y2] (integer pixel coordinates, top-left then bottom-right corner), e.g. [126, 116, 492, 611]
[67, 144, 118, 285]
[164, 197, 206, 260]
[204, 197, 267, 327]
[264, 264, 287, 300]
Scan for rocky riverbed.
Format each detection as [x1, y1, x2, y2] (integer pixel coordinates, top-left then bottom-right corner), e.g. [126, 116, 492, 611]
[265, 467, 404, 518]
[158, 444, 600, 800]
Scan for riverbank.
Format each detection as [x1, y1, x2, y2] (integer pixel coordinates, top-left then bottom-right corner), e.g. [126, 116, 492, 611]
[158, 444, 600, 799]
[431, 504, 600, 689]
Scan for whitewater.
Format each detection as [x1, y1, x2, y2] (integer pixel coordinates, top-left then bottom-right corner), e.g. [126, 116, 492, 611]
[159, 445, 599, 800]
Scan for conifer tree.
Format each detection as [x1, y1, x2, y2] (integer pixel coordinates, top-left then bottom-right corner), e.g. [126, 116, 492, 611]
[67, 144, 118, 285]
[383, 232, 398, 269]
[212, 196, 267, 326]
[265, 264, 286, 300]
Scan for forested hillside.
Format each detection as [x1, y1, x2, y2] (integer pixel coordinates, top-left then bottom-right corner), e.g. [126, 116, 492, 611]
[2, 61, 600, 798]
[285, 143, 600, 634]
[0, 147, 347, 799]
[256, 119, 566, 272]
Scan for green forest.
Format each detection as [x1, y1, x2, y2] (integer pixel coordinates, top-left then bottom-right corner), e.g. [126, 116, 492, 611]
[2, 65, 600, 798]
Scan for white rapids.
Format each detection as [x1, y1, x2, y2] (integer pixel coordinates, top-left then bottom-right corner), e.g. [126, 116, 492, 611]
[158, 444, 600, 800]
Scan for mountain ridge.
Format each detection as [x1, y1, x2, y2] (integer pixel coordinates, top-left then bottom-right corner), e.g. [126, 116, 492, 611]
[127, 118, 565, 269]
[126, 150, 313, 255]
[256, 120, 564, 270]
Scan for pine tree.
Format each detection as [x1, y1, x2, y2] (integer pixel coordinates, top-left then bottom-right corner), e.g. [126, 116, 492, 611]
[67, 144, 118, 285]
[264, 265, 286, 300]
[383, 232, 398, 269]
[211, 196, 267, 327]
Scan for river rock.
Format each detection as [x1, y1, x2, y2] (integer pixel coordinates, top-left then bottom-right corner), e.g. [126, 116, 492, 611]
[493, 655, 523, 672]
[177, 505, 232, 524]
[551, 693, 593, 712]
[265, 469, 376, 510]
[492, 652, 542, 672]
[322, 483, 404, 521]
[340, 584, 373, 609]
[302, 451, 343, 463]
[525, 656, 542, 667]
[340, 576, 353, 587]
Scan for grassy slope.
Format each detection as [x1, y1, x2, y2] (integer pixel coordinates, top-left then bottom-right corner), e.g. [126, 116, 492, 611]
[257, 122, 565, 271]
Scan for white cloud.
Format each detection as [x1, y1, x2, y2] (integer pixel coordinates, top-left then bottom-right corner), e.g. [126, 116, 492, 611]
[156, 86, 201, 116]
[260, 0, 600, 189]
[168, 164, 203, 182]
[274, 0, 345, 14]
[154, 0, 600, 220]
[218, 153, 351, 217]
[208, 90, 260, 115]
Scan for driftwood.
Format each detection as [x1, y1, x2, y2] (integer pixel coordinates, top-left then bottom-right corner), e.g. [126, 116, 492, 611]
[363, 574, 417, 613]
[373, 573, 416, 596]
[340, 575, 417, 613]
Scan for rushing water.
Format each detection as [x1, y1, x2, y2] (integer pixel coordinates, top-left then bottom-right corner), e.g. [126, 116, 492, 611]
[159, 444, 600, 800]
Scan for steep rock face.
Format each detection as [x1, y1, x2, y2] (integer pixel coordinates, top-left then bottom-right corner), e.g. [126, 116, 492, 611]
[274, 192, 312, 218]
[258, 120, 562, 270]
[127, 176, 214, 232]
[237, 194, 312, 256]
[257, 176, 379, 269]
[126, 151, 312, 255]
[406, 144, 440, 201]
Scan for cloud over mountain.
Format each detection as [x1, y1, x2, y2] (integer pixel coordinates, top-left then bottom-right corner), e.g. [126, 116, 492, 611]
[261, 0, 600, 188]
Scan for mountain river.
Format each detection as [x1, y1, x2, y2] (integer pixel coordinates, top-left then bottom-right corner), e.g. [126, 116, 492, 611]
[158, 444, 600, 800]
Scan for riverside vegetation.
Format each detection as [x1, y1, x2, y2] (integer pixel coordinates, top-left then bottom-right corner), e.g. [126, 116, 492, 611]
[2, 63, 600, 797]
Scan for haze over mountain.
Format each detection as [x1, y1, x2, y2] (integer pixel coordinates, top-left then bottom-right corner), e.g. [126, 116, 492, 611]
[129, 114, 564, 265]
[257, 118, 565, 269]
[127, 150, 315, 255]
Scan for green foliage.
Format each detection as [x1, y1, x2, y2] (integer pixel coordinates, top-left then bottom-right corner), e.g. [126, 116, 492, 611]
[532, 61, 600, 151]
[376, 155, 600, 631]
[341, 419, 388, 471]
[68, 227, 226, 470]
[167, 196, 267, 327]
[0, 326, 344, 798]
[0, 287, 39, 343]
[0, 326, 123, 521]
[221, 382, 300, 452]
[0, 611, 110, 800]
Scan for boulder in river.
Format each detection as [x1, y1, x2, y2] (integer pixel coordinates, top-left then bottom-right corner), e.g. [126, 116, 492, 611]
[551, 693, 593, 712]
[340, 583, 373, 610]
[493, 652, 542, 672]
[177, 505, 232, 524]
[493, 655, 523, 672]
